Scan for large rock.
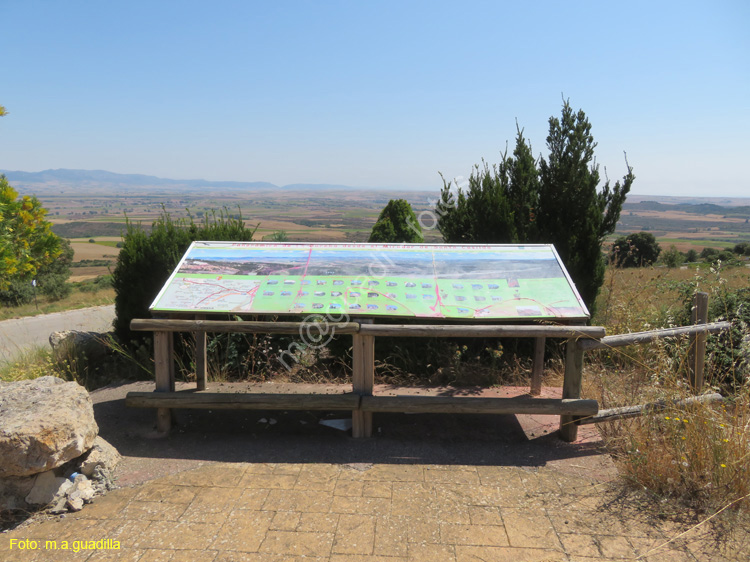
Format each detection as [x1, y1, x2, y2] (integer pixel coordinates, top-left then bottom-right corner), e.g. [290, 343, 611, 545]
[0, 376, 99, 477]
[49, 330, 109, 364]
[78, 436, 121, 478]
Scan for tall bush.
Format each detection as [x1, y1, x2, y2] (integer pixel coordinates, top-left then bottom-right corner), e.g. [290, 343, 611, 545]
[112, 209, 257, 343]
[368, 199, 423, 243]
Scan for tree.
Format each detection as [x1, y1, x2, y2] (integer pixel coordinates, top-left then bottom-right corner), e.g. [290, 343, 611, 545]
[369, 199, 424, 243]
[505, 126, 540, 242]
[536, 100, 633, 311]
[685, 249, 698, 263]
[661, 245, 684, 268]
[0, 176, 62, 292]
[266, 230, 289, 242]
[609, 232, 661, 267]
[435, 100, 633, 313]
[37, 238, 74, 301]
[700, 247, 719, 260]
[733, 242, 750, 256]
[437, 161, 516, 244]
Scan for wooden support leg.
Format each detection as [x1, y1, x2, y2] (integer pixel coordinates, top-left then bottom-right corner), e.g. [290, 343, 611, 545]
[154, 331, 175, 433]
[530, 336, 545, 396]
[559, 337, 583, 442]
[688, 292, 708, 392]
[195, 314, 207, 391]
[352, 332, 375, 438]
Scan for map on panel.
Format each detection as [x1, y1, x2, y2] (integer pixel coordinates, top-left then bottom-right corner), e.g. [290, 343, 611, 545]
[150, 242, 589, 320]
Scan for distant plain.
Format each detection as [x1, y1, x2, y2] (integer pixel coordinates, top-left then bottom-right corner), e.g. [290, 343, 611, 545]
[7, 170, 750, 279]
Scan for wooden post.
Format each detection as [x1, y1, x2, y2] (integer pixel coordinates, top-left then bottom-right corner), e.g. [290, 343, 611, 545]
[154, 330, 175, 433]
[195, 314, 207, 391]
[559, 337, 584, 442]
[352, 319, 374, 438]
[688, 292, 709, 391]
[530, 336, 545, 396]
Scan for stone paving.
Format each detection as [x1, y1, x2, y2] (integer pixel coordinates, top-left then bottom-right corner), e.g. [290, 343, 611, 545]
[2, 460, 745, 562]
[1, 381, 746, 562]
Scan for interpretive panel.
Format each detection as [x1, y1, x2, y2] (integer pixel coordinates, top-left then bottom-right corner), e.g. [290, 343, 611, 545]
[150, 242, 589, 320]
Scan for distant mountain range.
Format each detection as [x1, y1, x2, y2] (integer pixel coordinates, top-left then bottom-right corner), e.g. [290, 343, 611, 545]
[2, 169, 748, 217]
[0, 168, 375, 192]
[623, 200, 750, 217]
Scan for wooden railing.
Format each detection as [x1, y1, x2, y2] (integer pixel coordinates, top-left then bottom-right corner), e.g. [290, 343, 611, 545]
[127, 319, 605, 441]
[126, 292, 730, 441]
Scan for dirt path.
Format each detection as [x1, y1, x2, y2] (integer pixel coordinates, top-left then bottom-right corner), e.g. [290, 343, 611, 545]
[0, 304, 115, 363]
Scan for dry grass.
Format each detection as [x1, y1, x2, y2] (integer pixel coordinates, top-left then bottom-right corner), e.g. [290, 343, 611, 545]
[589, 264, 750, 517]
[0, 288, 114, 321]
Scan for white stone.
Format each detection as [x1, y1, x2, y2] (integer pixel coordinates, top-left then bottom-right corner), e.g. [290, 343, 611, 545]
[66, 496, 84, 512]
[25, 470, 73, 506]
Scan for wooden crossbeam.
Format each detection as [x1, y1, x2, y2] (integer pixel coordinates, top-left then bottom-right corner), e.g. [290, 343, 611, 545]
[125, 391, 361, 410]
[356, 324, 605, 339]
[359, 395, 598, 416]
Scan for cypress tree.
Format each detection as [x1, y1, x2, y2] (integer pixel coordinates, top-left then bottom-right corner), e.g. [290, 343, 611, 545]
[536, 100, 633, 311]
[434, 99, 633, 315]
[437, 161, 516, 244]
[504, 125, 540, 242]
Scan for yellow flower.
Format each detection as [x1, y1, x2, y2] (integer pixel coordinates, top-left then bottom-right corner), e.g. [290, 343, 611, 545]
[721, 464, 727, 468]
[665, 416, 671, 420]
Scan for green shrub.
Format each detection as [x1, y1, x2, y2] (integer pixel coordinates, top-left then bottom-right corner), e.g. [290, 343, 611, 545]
[39, 273, 72, 301]
[78, 275, 113, 293]
[677, 279, 750, 392]
[368, 199, 423, 243]
[265, 230, 288, 242]
[609, 232, 661, 267]
[112, 209, 258, 344]
[661, 245, 684, 268]
[0, 278, 35, 306]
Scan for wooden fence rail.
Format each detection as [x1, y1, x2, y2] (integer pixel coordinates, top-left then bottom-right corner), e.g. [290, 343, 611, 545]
[577, 321, 730, 351]
[578, 392, 723, 425]
[128, 292, 729, 441]
[130, 319, 605, 339]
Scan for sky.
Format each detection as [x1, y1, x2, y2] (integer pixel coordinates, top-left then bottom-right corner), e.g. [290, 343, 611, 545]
[1, 0, 749, 196]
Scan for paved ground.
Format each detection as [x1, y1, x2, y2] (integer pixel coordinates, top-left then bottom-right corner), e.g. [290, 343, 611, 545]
[0, 305, 115, 364]
[1, 382, 746, 561]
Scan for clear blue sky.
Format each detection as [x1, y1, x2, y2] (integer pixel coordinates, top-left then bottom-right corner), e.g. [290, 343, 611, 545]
[2, 0, 748, 196]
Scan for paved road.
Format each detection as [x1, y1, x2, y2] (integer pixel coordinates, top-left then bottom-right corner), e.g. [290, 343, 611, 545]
[0, 304, 115, 363]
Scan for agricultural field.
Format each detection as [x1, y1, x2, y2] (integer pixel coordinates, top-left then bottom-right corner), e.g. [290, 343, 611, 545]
[37, 186, 441, 279]
[616, 199, 750, 252]
[14, 174, 750, 279]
